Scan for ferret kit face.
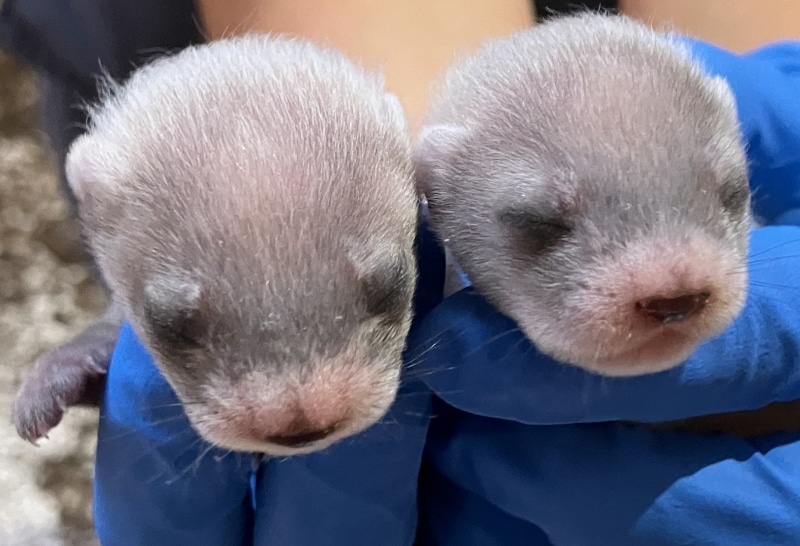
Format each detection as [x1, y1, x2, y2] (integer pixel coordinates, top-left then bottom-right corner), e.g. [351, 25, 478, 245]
[65, 36, 420, 455]
[415, 13, 751, 377]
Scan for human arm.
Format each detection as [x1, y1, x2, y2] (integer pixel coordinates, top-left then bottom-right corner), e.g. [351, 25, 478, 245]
[194, 0, 534, 133]
[621, 0, 800, 53]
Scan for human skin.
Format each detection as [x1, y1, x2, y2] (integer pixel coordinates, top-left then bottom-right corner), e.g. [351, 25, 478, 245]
[194, 0, 535, 134]
[621, 0, 800, 52]
[195, 0, 800, 133]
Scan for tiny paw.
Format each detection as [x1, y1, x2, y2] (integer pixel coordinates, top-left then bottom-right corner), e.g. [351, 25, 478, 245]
[13, 383, 66, 445]
[12, 333, 114, 444]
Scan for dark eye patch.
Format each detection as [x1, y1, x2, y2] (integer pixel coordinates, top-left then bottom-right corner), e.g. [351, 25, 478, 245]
[361, 255, 413, 319]
[144, 303, 206, 351]
[719, 178, 750, 216]
[348, 242, 415, 321]
[497, 206, 572, 254]
[142, 279, 208, 352]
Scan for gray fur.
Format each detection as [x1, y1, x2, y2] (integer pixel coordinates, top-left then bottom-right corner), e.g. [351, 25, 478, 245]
[415, 13, 752, 376]
[16, 35, 419, 454]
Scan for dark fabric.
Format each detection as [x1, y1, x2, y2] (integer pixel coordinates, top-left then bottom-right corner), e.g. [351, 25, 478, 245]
[34, 72, 93, 214]
[0, 0, 201, 91]
[534, 0, 619, 21]
[0, 0, 202, 215]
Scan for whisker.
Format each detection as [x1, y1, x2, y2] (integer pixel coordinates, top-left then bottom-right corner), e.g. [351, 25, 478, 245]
[747, 238, 800, 259]
[464, 327, 523, 358]
[95, 414, 192, 443]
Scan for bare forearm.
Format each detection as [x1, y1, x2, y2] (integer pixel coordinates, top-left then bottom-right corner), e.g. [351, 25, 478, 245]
[195, 0, 534, 133]
[621, 0, 800, 52]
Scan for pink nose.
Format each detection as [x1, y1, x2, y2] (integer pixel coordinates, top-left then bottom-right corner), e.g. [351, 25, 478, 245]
[637, 292, 710, 324]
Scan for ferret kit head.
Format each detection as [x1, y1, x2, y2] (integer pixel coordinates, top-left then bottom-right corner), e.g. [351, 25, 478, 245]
[65, 36, 420, 455]
[415, 14, 751, 377]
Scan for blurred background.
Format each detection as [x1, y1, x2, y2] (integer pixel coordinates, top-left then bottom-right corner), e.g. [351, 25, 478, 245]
[0, 51, 104, 545]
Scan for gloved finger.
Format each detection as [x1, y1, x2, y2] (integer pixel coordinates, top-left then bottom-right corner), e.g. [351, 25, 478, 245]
[94, 322, 253, 546]
[424, 406, 800, 546]
[417, 466, 554, 546]
[681, 38, 800, 224]
[406, 225, 800, 425]
[251, 376, 433, 546]
[771, 207, 800, 227]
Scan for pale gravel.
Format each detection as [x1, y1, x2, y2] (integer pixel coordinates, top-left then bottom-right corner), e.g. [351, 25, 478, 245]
[0, 50, 104, 545]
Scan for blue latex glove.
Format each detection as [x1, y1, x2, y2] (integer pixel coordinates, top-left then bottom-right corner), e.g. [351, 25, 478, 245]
[682, 39, 800, 225]
[92, 221, 445, 546]
[94, 322, 254, 546]
[418, 403, 800, 546]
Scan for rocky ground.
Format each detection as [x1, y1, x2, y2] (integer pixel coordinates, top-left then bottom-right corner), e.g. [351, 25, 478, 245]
[0, 50, 104, 545]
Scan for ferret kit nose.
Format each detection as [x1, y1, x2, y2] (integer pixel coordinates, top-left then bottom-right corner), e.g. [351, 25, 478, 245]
[637, 292, 710, 324]
[266, 425, 339, 448]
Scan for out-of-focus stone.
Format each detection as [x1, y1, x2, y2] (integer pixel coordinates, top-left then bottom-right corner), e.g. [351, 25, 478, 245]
[0, 48, 101, 545]
[76, 279, 108, 314]
[34, 218, 91, 264]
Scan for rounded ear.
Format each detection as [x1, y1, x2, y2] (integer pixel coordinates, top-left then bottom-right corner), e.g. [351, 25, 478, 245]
[64, 134, 128, 238]
[708, 75, 738, 116]
[412, 124, 470, 196]
[384, 93, 409, 128]
[64, 134, 105, 205]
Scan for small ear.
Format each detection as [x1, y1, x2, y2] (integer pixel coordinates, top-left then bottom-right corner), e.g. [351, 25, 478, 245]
[412, 124, 470, 196]
[64, 134, 108, 204]
[142, 275, 207, 349]
[704, 75, 748, 167]
[708, 75, 738, 114]
[384, 93, 408, 128]
[348, 240, 416, 318]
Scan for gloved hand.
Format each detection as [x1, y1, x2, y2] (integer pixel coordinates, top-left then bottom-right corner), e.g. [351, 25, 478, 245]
[407, 37, 800, 545]
[93, 321, 254, 546]
[92, 222, 445, 546]
[682, 38, 800, 226]
[419, 403, 800, 546]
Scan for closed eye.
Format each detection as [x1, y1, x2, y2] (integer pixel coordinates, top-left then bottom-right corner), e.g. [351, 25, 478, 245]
[359, 253, 413, 320]
[498, 208, 572, 253]
[144, 306, 206, 352]
[165, 326, 204, 350]
[719, 180, 750, 215]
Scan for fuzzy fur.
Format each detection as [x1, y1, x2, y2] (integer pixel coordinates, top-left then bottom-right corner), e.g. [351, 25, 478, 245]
[414, 13, 751, 376]
[16, 35, 420, 455]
